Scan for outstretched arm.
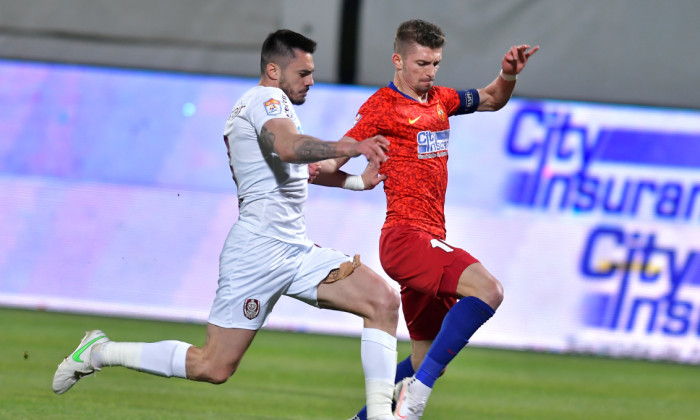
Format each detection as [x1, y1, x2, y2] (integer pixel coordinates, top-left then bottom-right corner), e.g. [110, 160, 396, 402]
[310, 137, 387, 190]
[477, 44, 539, 112]
[260, 118, 389, 165]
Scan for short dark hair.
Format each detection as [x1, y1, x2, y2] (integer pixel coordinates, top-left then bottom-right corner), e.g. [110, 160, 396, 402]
[394, 20, 445, 55]
[260, 29, 317, 74]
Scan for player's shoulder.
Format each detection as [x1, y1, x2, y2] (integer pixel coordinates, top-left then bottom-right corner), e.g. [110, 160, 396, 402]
[431, 85, 458, 98]
[243, 86, 293, 118]
[247, 85, 287, 102]
[362, 86, 396, 107]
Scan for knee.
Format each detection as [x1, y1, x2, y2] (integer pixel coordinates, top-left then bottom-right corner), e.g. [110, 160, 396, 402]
[203, 366, 235, 385]
[378, 283, 401, 317]
[485, 275, 504, 310]
[386, 287, 401, 317]
[459, 269, 504, 310]
[193, 361, 237, 385]
[369, 281, 401, 323]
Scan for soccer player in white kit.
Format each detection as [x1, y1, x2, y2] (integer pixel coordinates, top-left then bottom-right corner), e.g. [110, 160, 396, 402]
[53, 29, 400, 420]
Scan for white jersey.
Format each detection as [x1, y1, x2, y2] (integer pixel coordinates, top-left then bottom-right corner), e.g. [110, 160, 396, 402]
[223, 85, 310, 245]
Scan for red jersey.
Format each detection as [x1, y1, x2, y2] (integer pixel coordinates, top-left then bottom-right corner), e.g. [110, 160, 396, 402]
[346, 83, 479, 238]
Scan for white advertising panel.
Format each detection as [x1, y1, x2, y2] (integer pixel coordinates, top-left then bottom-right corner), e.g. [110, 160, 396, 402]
[1, 59, 698, 363]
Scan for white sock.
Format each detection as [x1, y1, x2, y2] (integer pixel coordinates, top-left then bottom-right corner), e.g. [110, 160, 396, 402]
[361, 328, 397, 420]
[92, 340, 191, 378]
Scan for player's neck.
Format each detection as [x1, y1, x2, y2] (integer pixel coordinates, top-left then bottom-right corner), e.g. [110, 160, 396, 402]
[259, 76, 278, 89]
[393, 76, 429, 103]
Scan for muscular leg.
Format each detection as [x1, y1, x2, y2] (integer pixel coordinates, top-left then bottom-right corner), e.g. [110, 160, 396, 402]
[318, 264, 400, 420]
[456, 262, 504, 309]
[354, 342, 427, 420]
[409, 340, 432, 371]
[408, 262, 503, 369]
[185, 324, 257, 383]
[93, 323, 257, 385]
[400, 262, 503, 415]
[317, 264, 399, 334]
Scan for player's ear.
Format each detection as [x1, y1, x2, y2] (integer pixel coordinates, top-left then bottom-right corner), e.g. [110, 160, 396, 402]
[266, 62, 280, 81]
[392, 53, 403, 71]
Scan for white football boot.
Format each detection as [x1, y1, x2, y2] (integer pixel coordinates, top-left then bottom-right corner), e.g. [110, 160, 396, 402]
[52, 330, 110, 394]
[393, 377, 428, 420]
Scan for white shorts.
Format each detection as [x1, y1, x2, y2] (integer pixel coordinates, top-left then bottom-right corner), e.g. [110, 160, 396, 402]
[208, 223, 351, 330]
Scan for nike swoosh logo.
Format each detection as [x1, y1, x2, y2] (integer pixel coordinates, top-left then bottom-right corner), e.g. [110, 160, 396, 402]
[394, 384, 409, 419]
[72, 335, 106, 362]
[408, 115, 422, 124]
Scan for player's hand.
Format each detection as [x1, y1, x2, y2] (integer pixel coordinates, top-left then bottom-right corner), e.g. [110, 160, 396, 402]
[360, 161, 387, 190]
[355, 135, 389, 166]
[308, 161, 322, 183]
[501, 44, 539, 76]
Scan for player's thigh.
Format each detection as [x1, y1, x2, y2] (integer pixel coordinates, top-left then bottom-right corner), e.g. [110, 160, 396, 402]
[316, 263, 396, 318]
[456, 262, 503, 308]
[380, 225, 478, 298]
[285, 243, 352, 306]
[210, 225, 296, 329]
[287, 243, 396, 318]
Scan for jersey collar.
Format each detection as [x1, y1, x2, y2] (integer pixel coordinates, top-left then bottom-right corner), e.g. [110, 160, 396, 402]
[388, 81, 426, 102]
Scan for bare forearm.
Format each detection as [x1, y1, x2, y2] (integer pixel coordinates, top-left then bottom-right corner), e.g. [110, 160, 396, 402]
[477, 76, 514, 112]
[289, 136, 349, 163]
[260, 125, 353, 163]
[311, 170, 349, 187]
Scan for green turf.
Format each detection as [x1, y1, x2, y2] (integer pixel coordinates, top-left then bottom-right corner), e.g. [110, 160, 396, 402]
[1, 307, 698, 419]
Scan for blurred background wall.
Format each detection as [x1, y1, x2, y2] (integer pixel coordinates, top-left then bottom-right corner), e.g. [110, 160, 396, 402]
[2, 0, 700, 363]
[1, 0, 698, 109]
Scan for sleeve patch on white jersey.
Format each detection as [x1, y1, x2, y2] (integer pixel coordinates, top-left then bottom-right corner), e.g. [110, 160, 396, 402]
[264, 98, 281, 115]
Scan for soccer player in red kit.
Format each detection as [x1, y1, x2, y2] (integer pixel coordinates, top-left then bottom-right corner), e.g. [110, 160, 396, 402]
[345, 20, 538, 419]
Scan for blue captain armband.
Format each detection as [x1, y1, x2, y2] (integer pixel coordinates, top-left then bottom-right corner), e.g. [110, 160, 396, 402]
[457, 89, 479, 115]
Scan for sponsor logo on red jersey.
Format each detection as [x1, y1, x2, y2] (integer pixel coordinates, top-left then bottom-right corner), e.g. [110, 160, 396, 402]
[417, 129, 450, 159]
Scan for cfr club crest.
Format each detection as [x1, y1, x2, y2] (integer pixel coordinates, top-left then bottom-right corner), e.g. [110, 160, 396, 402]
[243, 298, 261, 320]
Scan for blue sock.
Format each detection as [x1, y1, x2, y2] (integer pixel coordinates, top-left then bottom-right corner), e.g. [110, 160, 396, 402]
[355, 355, 415, 420]
[414, 296, 495, 388]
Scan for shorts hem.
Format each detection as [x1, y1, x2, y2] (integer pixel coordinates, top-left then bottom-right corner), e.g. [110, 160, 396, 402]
[438, 259, 474, 298]
[207, 317, 261, 331]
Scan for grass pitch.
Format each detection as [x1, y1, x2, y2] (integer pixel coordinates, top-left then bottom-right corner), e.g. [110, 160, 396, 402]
[1, 307, 698, 419]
